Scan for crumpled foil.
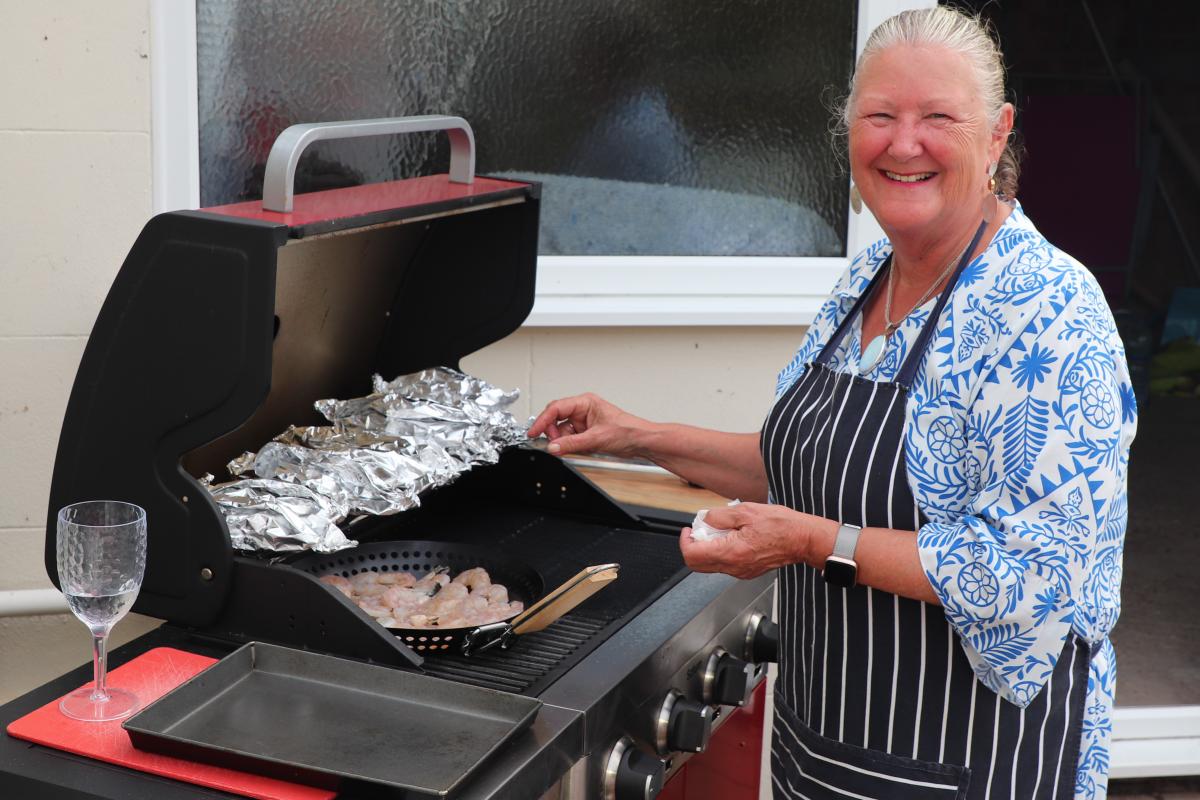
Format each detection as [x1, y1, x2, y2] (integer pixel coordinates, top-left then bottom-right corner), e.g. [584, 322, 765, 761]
[227, 440, 458, 516]
[213, 367, 527, 553]
[204, 475, 357, 553]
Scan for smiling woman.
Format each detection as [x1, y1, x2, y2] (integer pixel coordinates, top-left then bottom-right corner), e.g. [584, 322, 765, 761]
[529, 6, 1136, 800]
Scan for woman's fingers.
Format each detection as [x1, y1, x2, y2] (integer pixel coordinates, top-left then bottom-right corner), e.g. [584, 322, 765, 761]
[679, 527, 746, 575]
[528, 395, 593, 440]
[703, 504, 746, 531]
[546, 427, 603, 455]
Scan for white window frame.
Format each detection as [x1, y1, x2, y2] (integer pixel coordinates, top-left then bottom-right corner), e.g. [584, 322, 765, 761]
[149, 0, 920, 327]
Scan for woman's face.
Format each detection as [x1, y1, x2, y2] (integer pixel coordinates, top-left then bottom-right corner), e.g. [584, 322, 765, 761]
[848, 44, 1013, 240]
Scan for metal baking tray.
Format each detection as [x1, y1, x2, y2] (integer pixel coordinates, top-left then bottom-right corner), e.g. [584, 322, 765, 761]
[123, 642, 541, 796]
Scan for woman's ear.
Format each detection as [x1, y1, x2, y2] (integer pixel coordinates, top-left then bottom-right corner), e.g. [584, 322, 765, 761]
[992, 102, 1015, 162]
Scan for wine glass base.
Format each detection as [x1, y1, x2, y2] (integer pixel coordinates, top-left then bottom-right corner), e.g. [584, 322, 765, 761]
[59, 686, 140, 722]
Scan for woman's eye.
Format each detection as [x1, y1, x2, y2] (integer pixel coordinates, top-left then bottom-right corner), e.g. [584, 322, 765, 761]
[868, 113, 893, 120]
[927, 113, 950, 120]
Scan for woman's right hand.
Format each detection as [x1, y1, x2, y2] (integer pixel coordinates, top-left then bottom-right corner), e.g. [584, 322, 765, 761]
[527, 393, 652, 458]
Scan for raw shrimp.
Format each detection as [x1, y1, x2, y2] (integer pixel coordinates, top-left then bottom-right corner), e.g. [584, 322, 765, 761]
[376, 571, 416, 588]
[461, 593, 489, 615]
[349, 572, 388, 597]
[357, 596, 393, 618]
[413, 568, 450, 596]
[422, 582, 469, 616]
[451, 567, 492, 593]
[336, 564, 522, 632]
[381, 586, 426, 610]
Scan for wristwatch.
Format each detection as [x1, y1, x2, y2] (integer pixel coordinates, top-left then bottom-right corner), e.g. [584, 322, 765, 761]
[822, 523, 863, 588]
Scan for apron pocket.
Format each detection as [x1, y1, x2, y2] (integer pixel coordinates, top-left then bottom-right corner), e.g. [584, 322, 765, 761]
[772, 693, 970, 800]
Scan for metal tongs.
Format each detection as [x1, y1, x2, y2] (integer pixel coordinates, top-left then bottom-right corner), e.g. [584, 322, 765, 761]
[460, 563, 620, 656]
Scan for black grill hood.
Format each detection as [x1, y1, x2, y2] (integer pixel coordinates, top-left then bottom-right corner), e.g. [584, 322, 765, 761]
[45, 174, 541, 637]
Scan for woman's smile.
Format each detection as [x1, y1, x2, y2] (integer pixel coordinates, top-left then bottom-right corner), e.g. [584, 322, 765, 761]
[881, 170, 936, 183]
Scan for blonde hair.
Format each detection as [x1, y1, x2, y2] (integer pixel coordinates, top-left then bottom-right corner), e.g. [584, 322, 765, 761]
[835, 6, 1021, 197]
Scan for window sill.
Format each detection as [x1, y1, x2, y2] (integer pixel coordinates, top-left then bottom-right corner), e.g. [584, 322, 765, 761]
[526, 256, 845, 326]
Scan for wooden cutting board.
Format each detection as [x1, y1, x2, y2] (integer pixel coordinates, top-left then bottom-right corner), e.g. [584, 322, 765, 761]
[6, 647, 335, 800]
[576, 465, 731, 515]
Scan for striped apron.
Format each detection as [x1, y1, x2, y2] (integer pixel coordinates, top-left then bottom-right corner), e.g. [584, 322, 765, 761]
[761, 241, 1089, 800]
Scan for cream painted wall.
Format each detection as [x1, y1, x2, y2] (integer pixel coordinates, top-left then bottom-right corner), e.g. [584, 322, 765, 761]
[0, 2, 811, 706]
[461, 326, 805, 432]
[0, 1, 161, 704]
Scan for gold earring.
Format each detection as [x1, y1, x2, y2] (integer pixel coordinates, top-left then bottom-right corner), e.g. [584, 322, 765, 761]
[850, 184, 862, 215]
[987, 176, 997, 194]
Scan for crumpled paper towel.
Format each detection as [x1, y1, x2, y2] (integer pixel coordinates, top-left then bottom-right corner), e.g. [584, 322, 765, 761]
[689, 500, 742, 542]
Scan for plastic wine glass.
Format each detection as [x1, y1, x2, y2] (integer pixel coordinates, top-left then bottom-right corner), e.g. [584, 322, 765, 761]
[56, 500, 147, 722]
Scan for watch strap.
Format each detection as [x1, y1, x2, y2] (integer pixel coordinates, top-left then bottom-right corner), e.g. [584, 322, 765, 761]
[832, 523, 863, 561]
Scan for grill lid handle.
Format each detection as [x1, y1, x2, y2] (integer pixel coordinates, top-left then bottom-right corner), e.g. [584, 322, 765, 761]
[261, 115, 476, 212]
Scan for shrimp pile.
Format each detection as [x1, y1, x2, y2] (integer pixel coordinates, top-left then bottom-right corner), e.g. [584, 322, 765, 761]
[319, 566, 524, 629]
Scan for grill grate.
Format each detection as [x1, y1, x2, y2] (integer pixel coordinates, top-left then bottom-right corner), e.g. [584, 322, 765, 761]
[356, 505, 686, 696]
[421, 614, 608, 694]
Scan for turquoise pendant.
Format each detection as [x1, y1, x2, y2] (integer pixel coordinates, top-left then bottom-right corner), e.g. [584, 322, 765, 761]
[858, 334, 887, 374]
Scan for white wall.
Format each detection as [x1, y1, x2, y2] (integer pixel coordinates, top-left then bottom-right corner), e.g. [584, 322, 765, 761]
[0, 1, 811, 705]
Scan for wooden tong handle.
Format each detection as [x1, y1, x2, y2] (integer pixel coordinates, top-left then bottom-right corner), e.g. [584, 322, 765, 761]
[511, 564, 619, 635]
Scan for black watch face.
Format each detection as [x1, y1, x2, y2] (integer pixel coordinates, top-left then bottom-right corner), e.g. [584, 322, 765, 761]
[823, 558, 857, 588]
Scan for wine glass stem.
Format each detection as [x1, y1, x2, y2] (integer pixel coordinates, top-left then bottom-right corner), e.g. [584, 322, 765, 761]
[90, 630, 110, 703]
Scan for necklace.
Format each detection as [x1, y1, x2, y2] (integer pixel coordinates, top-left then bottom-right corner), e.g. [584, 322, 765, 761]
[857, 240, 971, 374]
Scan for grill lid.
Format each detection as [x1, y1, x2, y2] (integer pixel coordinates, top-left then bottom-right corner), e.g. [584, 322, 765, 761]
[46, 118, 540, 630]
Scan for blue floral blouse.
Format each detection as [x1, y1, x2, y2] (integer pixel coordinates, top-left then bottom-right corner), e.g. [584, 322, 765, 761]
[774, 203, 1136, 800]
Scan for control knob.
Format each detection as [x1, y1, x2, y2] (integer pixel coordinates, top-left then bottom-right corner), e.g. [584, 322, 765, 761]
[604, 737, 665, 800]
[744, 612, 780, 664]
[656, 691, 713, 754]
[703, 647, 756, 707]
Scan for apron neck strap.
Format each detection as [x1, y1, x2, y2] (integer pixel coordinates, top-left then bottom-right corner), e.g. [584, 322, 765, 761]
[814, 259, 891, 367]
[894, 218, 989, 388]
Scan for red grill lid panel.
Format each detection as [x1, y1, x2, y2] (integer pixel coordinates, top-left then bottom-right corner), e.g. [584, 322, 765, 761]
[205, 174, 530, 227]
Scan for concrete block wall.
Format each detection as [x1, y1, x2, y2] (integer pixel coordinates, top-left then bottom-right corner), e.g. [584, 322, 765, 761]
[0, 1, 811, 704]
[0, 1, 161, 703]
[461, 326, 802, 432]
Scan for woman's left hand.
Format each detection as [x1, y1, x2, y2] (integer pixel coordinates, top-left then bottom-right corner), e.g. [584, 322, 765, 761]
[678, 502, 818, 579]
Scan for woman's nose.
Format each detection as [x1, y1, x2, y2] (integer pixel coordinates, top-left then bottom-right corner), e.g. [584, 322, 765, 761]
[887, 121, 923, 160]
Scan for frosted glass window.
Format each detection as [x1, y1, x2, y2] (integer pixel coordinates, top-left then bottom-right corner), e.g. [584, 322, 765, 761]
[197, 1, 855, 256]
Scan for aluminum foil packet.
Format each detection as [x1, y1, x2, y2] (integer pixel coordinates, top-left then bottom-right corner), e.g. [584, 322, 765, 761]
[215, 367, 528, 552]
[204, 475, 357, 554]
[227, 440, 458, 516]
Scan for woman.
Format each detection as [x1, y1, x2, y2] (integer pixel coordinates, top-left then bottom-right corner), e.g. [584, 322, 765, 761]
[528, 7, 1135, 800]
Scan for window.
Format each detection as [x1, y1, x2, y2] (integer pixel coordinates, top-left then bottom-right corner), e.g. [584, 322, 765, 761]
[153, 0, 927, 324]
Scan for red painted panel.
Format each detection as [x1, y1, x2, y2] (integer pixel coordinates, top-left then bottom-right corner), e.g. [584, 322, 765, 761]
[204, 174, 530, 227]
[661, 766, 689, 800]
[684, 681, 767, 799]
[664, 681, 767, 799]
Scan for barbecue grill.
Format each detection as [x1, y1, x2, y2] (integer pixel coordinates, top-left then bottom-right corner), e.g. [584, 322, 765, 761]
[1, 117, 777, 799]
